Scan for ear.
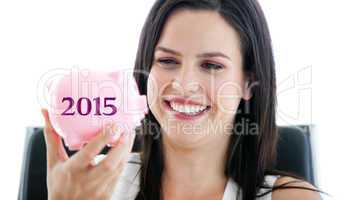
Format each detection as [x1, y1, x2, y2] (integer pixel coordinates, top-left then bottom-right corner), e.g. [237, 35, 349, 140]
[242, 74, 254, 101]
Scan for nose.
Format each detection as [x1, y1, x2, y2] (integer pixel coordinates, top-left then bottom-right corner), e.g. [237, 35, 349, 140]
[172, 79, 200, 94]
[171, 66, 201, 95]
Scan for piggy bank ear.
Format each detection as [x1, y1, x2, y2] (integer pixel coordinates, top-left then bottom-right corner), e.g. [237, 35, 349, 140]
[46, 79, 54, 91]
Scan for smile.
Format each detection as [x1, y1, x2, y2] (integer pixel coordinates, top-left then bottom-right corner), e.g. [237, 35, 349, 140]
[162, 96, 211, 121]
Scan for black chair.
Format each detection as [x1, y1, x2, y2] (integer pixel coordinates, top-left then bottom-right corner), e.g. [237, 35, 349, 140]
[274, 125, 316, 184]
[18, 125, 317, 200]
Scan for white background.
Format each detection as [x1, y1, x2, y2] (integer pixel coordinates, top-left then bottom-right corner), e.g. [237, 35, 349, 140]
[0, 0, 348, 199]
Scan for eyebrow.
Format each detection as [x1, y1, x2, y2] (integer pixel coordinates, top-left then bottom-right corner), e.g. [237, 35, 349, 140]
[155, 46, 232, 61]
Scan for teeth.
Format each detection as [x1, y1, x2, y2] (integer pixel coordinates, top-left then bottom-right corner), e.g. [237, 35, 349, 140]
[169, 101, 207, 114]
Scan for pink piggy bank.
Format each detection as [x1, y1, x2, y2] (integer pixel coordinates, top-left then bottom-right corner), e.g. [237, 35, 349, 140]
[46, 69, 148, 150]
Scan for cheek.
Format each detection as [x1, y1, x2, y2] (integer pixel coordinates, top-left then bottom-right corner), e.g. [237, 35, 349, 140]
[146, 68, 171, 113]
[213, 79, 244, 115]
[147, 70, 159, 112]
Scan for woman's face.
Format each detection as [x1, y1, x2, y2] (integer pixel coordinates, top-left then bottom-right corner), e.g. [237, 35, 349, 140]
[147, 10, 251, 148]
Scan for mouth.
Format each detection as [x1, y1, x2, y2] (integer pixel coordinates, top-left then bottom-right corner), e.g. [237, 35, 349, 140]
[162, 98, 211, 121]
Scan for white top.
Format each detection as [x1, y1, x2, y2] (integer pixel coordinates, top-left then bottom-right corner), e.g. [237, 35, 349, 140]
[111, 153, 280, 200]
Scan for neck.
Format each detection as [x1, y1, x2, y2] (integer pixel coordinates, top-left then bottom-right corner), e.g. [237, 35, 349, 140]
[161, 134, 230, 199]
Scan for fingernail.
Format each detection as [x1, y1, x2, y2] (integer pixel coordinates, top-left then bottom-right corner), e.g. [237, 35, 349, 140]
[104, 124, 113, 139]
[119, 132, 129, 144]
[106, 123, 122, 141]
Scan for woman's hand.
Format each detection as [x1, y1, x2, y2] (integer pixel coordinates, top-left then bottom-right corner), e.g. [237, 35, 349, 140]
[41, 109, 135, 200]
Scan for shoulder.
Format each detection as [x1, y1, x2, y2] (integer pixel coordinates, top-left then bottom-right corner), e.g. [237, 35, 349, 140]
[111, 153, 141, 200]
[126, 152, 141, 164]
[119, 152, 141, 181]
[271, 176, 322, 200]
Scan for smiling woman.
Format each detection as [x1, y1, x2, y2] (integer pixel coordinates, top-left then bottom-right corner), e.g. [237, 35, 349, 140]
[106, 0, 328, 200]
[123, 0, 326, 200]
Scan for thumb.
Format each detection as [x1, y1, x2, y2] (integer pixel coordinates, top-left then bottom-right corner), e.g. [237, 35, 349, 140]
[41, 109, 68, 168]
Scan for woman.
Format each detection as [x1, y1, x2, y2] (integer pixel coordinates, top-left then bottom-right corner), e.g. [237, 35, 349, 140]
[41, 0, 324, 199]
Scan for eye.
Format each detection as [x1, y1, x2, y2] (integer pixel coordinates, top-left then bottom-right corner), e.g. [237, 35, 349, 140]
[201, 62, 224, 71]
[157, 58, 179, 66]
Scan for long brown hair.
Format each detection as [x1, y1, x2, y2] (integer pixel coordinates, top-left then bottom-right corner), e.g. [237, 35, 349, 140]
[132, 0, 324, 199]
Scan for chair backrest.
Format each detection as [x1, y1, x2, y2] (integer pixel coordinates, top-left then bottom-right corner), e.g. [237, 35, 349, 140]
[274, 125, 316, 184]
[18, 125, 316, 200]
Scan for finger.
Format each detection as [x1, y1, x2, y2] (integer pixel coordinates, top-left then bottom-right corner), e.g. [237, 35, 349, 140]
[41, 109, 68, 168]
[124, 130, 136, 153]
[69, 123, 119, 169]
[41, 109, 69, 160]
[85, 158, 127, 197]
[41, 109, 69, 162]
[104, 131, 135, 166]
[90, 131, 135, 178]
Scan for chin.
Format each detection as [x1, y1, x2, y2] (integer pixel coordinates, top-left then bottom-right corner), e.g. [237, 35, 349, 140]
[161, 127, 213, 149]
